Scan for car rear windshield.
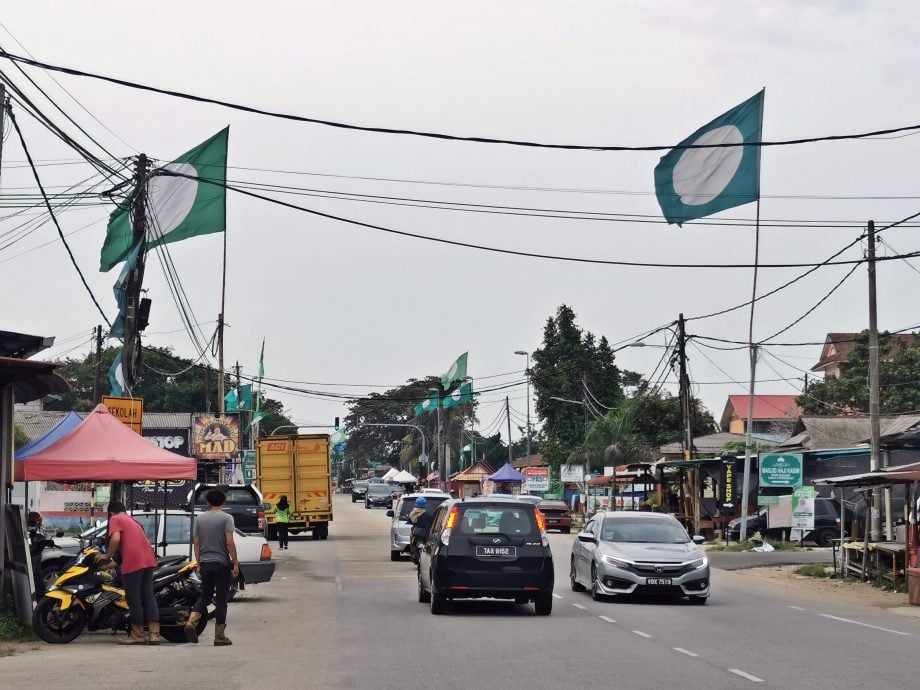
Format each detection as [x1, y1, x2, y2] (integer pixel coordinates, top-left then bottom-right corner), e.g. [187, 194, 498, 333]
[458, 506, 535, 536]
[368, 485, 392, 495]
[398, 497, 447, 519]
[194, 487, 258, 505]
[601, 517, 689, 544]
[540, 501, 569, 510]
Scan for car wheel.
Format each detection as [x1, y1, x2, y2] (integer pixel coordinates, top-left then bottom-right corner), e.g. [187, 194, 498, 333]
[352, 496, 356, 503]
[430, 591, 447, 615]
[534, 592, 553, 616]
[390, 549, 401, 562]
[312, 529, 321, 540]
[814, 529, 837, 547]
[590, 564, 604, 602]
[688, 595, 708, 605]
[417, 569, 431, 604]
[570, 559, 586, 592]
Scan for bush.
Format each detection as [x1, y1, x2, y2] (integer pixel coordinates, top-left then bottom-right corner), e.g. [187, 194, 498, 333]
[0, 589, 34, 642]
[795, 563, 834, 578]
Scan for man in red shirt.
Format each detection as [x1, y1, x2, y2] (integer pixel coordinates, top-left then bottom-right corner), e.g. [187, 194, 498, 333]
[96, 501, 160, 645]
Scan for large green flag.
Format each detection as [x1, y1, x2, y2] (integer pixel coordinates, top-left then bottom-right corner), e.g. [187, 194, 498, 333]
[654, 91, 763, 227]
[100, 127, 229, 271]
[413, 392, 439, 417]
[441, 352, 468, 389]
[441, 380, 473, 409]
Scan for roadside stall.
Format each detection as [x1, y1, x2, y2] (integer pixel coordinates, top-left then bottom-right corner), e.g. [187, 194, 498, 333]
[486, 463, 525, 495]
[451, 461, 493, 498]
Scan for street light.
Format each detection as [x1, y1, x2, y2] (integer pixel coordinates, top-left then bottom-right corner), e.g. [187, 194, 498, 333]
[514, 351, 531, 460]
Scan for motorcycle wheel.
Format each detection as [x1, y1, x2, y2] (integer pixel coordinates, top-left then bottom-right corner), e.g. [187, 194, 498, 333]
[32, 597, 87, 644]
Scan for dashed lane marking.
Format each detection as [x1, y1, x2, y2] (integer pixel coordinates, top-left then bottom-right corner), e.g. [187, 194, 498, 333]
[787, 605, 806, 611]
[672, 647, 698, 658]
[572, 603, 587, 610]
[728, 669, 764, 683]
[818, 613, 910, 636]
[598, 615, 616, 623]
[631, 630, 652, 639]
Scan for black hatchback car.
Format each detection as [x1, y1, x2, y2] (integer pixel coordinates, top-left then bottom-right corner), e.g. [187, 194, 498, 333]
[727, 497, 844, 546]
[417, 498, 554, 616]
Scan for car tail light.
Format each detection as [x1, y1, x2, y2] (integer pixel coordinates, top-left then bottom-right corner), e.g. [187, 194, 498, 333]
[260, 544, 272, 560]
[535, 509, 549, 547]
[441, 507, 459, 546]
[257, 510, 265, 531]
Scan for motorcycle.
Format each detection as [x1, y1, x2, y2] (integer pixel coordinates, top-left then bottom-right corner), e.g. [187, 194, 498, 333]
[32, 547, 206, 644]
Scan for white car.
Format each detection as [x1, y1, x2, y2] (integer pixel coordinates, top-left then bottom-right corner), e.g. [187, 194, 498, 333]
[40, 510, 275, 598]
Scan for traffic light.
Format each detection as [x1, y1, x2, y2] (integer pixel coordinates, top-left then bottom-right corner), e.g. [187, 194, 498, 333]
[334, 417, 340, 431]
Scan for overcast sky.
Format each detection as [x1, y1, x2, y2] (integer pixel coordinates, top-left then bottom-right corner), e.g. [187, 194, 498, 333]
[2, 2, 919, 440]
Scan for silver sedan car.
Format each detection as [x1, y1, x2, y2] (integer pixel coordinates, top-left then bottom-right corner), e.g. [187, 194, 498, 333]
[570, 511, 710, 604]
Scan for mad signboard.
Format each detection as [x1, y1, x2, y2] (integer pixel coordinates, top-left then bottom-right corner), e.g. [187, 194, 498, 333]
[193, 414, 240, 461]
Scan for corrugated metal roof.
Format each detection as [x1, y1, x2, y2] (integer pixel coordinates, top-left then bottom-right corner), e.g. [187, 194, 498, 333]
[143, 412, 194, 429]
[659, 432, 778, 456]
[794, 415, 920, 449]
[15, 409, 195, 441]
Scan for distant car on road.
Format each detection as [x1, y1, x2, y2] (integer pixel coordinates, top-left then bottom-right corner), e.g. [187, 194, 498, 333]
[188, 483, 265, 535]
[726, 497, 844, 546]
[365, 483, 395, 509]
[538, 500, 572, 533]
[351, 481, 369, 503]
[417, 497, 555, 615]
[387, 491, 450, 561]
[570, 511, 709, 605]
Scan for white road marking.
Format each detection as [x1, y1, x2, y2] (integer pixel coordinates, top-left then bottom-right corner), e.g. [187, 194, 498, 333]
[631, 630, 652, 638]
[552, 593, 563, 599]
[728, 669, 764, 683]
[598, 615, 616, 623]
[672, 647, 698, 657]
[787, 605, 806, 611]
[572, 603, 587, 610]
[818, 613, 910, 636]
[334, 576, 343, 591]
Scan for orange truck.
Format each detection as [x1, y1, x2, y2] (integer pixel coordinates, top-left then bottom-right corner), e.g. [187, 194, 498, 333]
[257, 434, 332, 540]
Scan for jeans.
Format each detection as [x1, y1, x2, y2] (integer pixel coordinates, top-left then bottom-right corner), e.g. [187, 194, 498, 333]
[277, 523, 289, 549]
[194, 561, 232, 625]
[123, 567, 159, 626]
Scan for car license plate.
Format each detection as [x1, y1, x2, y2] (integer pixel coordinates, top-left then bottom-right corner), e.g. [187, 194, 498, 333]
[475, 545, 517, 557]
[646, 577, 672, 586]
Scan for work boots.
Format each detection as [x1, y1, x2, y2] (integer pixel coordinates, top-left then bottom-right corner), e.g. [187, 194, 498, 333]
[214, 623, 232, 646]
[184, 611, 202, 644]
[147, 621, 161, 646]
[119, 624, 146, 645]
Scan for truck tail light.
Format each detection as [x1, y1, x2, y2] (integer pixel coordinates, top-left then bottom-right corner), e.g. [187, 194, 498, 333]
[260, 544, 272, 560]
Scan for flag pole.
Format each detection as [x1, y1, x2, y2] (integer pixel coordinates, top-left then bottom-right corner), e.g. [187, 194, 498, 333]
[217, 221, 228, 482]
[739, 90, 765, 542]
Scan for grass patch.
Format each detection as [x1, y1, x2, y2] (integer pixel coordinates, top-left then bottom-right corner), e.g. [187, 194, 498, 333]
[794, 563, 834, 578]
[0, 591, 35, 643]
[708, 539, 804, 552]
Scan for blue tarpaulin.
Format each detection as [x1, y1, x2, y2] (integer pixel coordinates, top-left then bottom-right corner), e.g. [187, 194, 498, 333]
[15, 411, 82, 459]
[487, 463, 525, 483]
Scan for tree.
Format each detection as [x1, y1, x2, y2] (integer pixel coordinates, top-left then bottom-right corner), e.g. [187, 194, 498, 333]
[629, 386, 717, 448]
[799, 330, 920, 414]
[531, 305, 623, 468]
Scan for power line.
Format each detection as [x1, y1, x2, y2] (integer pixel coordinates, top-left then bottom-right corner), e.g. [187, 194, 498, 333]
[6, 49, 920, 152]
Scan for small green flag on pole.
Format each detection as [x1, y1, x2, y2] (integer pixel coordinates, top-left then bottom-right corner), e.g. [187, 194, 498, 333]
[108, 350, 125, 396]
[654, 91, 763, 227]
[413, 392, 439, 417]
[441, 380, 473, 409]
[441, 352, 468, 390]
[100, 127, 229, 272]
[258, 338, 265, 379]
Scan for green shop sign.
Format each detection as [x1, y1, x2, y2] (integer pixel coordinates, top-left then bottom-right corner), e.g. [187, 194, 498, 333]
[758, 453, 803, 488]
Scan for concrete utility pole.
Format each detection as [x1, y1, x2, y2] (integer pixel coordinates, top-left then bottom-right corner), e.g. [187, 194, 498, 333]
[867, 220, 882, 541]
[676, 314, 698, 534]
[122, 154, 150, 390]
[506, 396, 513, 465]
[514, 351, 532, 459]
[92, 325, 103, 404]
[739, 344, 759, 542]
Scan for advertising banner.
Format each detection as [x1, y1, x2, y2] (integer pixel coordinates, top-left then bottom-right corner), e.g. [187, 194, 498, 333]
[142, 428, 190, 456]
[759, 453, 803, 488]
[560, 464, 585, 484]
[193, 414, 240, 461]
[791, 486, 816, 531]
[522, 466, 549, 492]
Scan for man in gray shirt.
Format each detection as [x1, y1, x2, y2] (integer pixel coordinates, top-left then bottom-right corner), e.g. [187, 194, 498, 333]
[185, 489, 240, 645]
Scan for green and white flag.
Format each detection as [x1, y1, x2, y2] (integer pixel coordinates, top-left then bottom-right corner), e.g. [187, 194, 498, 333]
[413, 392, 439, 417]
[225, 384, 253, 412]
[441, 352, 468, 390]
[109, 238, 143, 339]
[100, 127, 229, 271]
[441, 380, 473, 409]
[654, 91, 763, 226]
[108, 350, 125, 396]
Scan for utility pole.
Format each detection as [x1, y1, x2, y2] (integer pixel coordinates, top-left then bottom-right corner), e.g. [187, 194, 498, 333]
[514, 351, 532, 459]
[122, 154, 150, 390]
[506, 396, 513, 465]
[739, 344, 759, 542]
[676, 314, 698, 533]
[867, 220, 882, 540]
[91, 325, 103, 404]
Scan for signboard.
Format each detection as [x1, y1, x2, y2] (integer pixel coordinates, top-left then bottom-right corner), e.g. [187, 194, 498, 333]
[791, 486, 816, 531]
[102, 395, 144, 434]
[721, 462, 735, 505]
[757, 494, 780, 506]
[522, 467, 549, 493]
[759, 453, 803, 488]
[767, 496, 793, 529]
[142, 428, 190, 456]
[560, 464, 585, 484]
[242, 450, 256, 485]
[193, 414, 240, 461]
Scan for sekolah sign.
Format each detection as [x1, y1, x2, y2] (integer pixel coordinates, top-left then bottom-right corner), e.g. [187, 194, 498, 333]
[758, 453, 803, 488]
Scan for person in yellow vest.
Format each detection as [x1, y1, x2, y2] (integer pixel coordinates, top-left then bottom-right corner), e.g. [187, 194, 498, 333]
[273, 496, 293, 550]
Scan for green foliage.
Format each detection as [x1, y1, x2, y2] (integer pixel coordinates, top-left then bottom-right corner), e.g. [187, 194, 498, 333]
[799, 330, 920, 414]
[576, 398, 651, 471]
[0, 591, 33, 642]
[795, 563, 834, 578]
[629, 387, 716, 448]
[13, 426, 29, 450]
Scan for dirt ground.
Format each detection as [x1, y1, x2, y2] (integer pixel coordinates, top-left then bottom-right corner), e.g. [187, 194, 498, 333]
[732, 564, 911, 609]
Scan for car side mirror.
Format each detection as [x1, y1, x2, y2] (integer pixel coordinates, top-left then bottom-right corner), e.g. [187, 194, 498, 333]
[577, 532, 597, 543]
[692, 535, 706, 544]
[386, 510, 394, 517]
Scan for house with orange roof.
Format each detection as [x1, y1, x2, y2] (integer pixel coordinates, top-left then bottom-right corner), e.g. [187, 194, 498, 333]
[720, 394, 801, 436]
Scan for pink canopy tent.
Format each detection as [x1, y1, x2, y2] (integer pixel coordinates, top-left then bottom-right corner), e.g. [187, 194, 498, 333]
[14, 403, 196, 481]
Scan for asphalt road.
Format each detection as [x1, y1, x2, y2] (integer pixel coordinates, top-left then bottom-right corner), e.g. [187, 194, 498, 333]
[3, 495, 918, 689]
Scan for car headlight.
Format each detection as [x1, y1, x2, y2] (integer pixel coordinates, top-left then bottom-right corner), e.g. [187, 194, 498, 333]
[600, 554, 631, 568]
[688, 556, 708, 570]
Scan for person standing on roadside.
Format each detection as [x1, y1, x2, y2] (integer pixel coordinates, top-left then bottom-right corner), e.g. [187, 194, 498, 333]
[185, 489, 239, 646]
[95, 501, 160, 645]
[273, 495, 293, 550]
